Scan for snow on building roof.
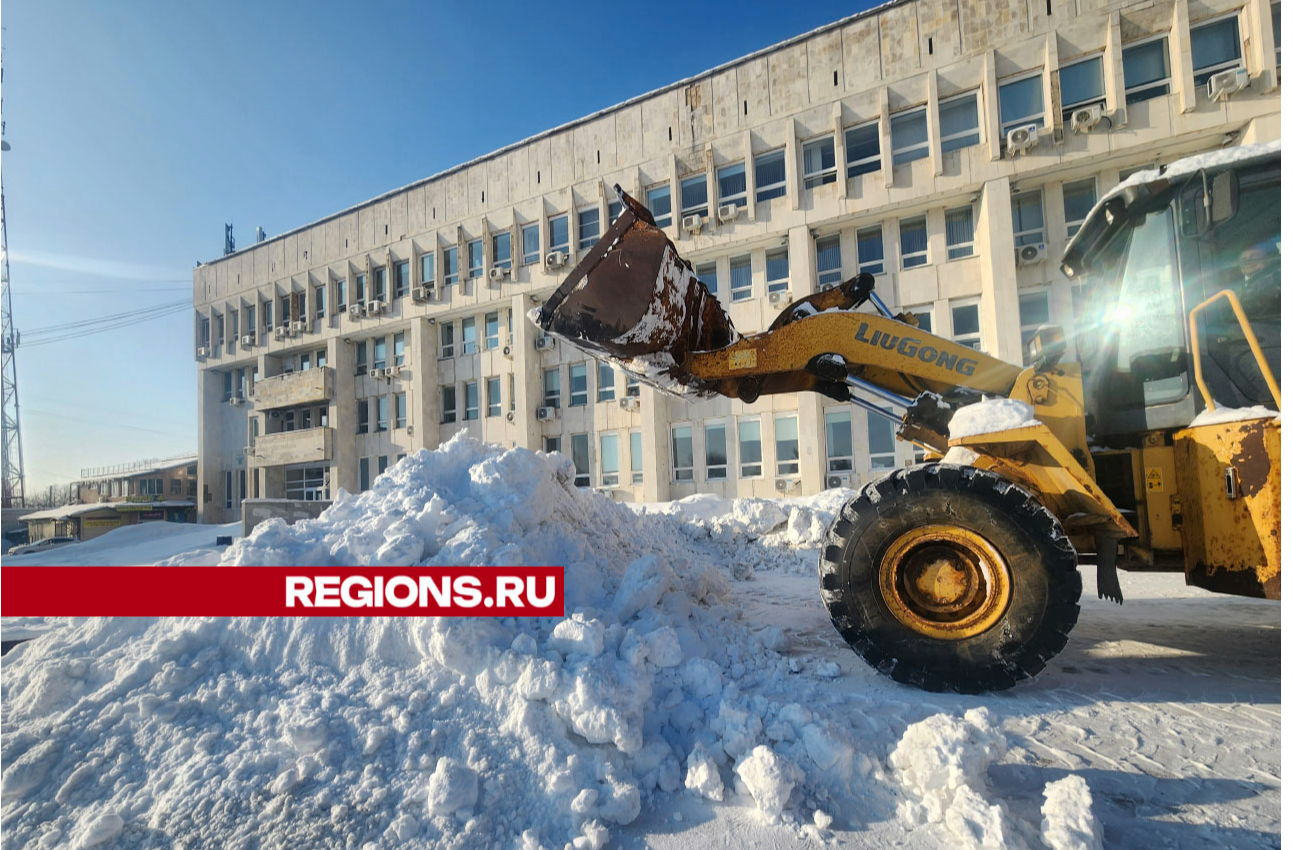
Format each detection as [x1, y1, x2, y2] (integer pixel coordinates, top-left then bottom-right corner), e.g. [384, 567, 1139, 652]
[21, 503, 121, 522]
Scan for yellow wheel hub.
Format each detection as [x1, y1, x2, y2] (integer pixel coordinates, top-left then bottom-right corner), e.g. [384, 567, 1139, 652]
[878, 525, 1012, 640]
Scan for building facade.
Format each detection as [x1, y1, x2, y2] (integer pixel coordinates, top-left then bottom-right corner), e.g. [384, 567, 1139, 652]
[193, 0, 1281, 524]
[74, 454, 199, 506]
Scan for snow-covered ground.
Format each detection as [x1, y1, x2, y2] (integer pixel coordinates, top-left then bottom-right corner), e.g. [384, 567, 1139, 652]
[1, 437, 1279, 849]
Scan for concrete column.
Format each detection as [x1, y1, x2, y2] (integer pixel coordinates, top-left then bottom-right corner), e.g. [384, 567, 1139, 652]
[742, 130, 755, 211]
[641, 388, 670, 502]
[412, 317, 437, 451]
[1043, 31, 1060, 135]
[785, 119, 801, 211]
[978, 177, 1024, 365]
[1248, 0, 1280, 92]
[704, 142, 718, 220]
[797, 394, 824, 495]
[197, 368, 221, 523]
[984, 52, 1002, 160]
[1105, 14, 1127, 124]
[879, 88, 894, 188]
[1169, 0, 1198, 113]
[927, 70, 943, 177]
[832, 101, 847, 200]
[787, 223, 814, 298]
[512, 293, 542, 451]
[666, 153, 681, 239]
[333, 335, 359, 493]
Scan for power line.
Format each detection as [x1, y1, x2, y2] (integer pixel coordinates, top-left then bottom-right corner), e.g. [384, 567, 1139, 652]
[18, 306, 191, 348]
[23, 407, 186, 438]
[13, 286, 191, 295]
[24, 298, 189, 336]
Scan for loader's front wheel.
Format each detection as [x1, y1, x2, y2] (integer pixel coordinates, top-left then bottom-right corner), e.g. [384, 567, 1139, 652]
[818, 464, 1080, 693]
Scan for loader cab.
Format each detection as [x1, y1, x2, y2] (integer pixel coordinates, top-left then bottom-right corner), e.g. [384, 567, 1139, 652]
[1062, 145, 1281, 444]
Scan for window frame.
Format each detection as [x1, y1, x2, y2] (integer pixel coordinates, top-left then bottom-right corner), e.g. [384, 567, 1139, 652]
[577, 207, 600, 251]
[439, 321, 455, 360]
[1122, 35, 1172, 104]
[570, 433, 591, 488]
[442, 246, 459, 287]
[824, 407, 855, 473]
[1058, 53, 1107, 116]
[461, 316, 477, 355]
[801, 135, 837, 189]
[543, 367, 561, 409]
[754, 149, 787, 202]
[680, 174, 708, 217]
[597, 361, 616, 402]
[765, 248, 790, 294]
[568, 362, 588, 407]
[1190, 14, 1243, 87]
[717, 162, 747, 207]
[729, 254, 753, 302]
[844, 120, 881, 178]
[774, 415, 800, 477]
[704, 421, 728, 481]
[867, 409, 897, 471]
[889, 106, 930, 165]
[484, 312, 500, 350]
[645, 186, 672, 228]
[466, 239, 484, 279]
[394, 260, 410, 297]
[671, 424, 695, 482]
[944, 205, 976, 260]
[816, 234, 842, 290]
[486, 376, 502, 418]
[492, 231, 512, 271]
[629, 431, 644, 484]
[998, 72, 1047, 135]
[464, 380, 479, 421]
[1063, 178, 1098, 238]
[738, 418, 763, 478]
[1012, 189, 1046, 247]
[951, 299, 982, 350]
[856, 225, 885, 276]
[600, 433, 620, 487]
[549, 213, 570, 253]
[1018, 289, 1051, 351]
[899, 216, 929, 269]
[938, 92, 981, 154]
[441, 385, 457, 423]
[521, 223, 541, 265]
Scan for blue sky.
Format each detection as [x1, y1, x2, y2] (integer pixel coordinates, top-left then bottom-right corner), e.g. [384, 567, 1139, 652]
[5, 0, 868, 495]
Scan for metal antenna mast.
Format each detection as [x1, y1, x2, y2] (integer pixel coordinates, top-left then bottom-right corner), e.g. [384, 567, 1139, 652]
[1, 46, 26, 509]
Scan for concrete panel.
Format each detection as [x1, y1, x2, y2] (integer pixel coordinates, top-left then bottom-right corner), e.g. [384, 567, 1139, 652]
[961, 0, 1033, 56]
[255, 427, 334, 468]
[615, 107, 644, 167]
[242, 498, 331, 537]
[549, 131, 574, 188]
[677, 79, 714, 149]
[737, 57, 772, 124]
[879, 2, 922, 80]
[768, 44, 809, 116]
[807, 31, 845, 103]
[712, 68, 740, 135]
[917, 0, 963, 66]
[842, 16, 883, 93]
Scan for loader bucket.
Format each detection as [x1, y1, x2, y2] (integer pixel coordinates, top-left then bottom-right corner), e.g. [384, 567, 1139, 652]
[534, 187, 737, 398]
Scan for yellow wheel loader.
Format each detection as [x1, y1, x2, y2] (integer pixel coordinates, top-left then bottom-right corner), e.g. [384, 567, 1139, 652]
[535, 140, 1280, 693]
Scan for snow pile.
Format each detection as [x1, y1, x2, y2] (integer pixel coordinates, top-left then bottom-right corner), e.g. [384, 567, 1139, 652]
[1040, 776, 1103, 850]
[948, 399, 1041, 439]
[0, 435, 875, 850]
[1188, 404, 1279, 428]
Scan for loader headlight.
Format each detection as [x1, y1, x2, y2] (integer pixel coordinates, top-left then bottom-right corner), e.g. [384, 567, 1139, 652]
[1027, 324, 1067, 372]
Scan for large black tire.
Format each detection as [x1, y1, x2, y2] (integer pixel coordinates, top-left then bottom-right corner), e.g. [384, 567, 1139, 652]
[819, 463, 1081, 693]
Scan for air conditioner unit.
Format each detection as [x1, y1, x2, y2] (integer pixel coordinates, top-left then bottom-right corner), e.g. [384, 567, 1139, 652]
[406, 425, 414, 435]
[412, 284, 433, 301]
[366, 300, 386, 315]
[502, 343, 514, 358]
[348, 303, 365, 318]
[536, 406, 557, 421]
[682, 213, 705, 234]
[1068, 103, 1105, 133]
[774, 477, 801, 493]
[534, 335, 555, 352]
[290, 320, 306, 335]
[768, 290, 791, 306]
[273, 327, 286, 340]
[619, 397, 640, 411]
[1005, 124, 1039, 156]
[228, 395, 246, 407]
[369, 368, 384, 379]
[716, 203, 743, 224]
[243, 446, 256, 458]
[196, 346, 209, 358]
[505, 411, 515, 423]
[384, 366, 399, 378]
[1207, 67, 1250, 101]
[1015, 243, 1049, 266]
[544, 251, 569, 270]
[488, 266, 508, 282]
[240, 334, 255, 347]
[825, 472, 853, 489]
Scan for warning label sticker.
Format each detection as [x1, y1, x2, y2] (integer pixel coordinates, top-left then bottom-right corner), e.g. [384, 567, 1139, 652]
[1146, 467, 1164, 492]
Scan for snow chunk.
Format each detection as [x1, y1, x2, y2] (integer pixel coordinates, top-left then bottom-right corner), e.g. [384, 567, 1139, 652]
[944, 785, 1024, 850]
[941, 446, 981, 466]
[684, 745, 724, 801]
[71, 811, 124, 849]
[948, 399, 1040, 439]
[1041, 776, 1104, 850]
[613, 555, 676, 618]
[426, 757, 478, 817]
[1189, 405, 1278, 428]
[889, 707, 1006, 825]
[549, 613, 606, 657]
[735, 745, 804, 820]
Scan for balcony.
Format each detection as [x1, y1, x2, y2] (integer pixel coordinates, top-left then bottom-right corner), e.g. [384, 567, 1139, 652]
[252, 427, 334, 467]
[254, 367, 333, 411]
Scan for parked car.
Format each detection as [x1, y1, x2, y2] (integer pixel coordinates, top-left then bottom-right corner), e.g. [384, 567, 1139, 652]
[7, 536, 78, 556]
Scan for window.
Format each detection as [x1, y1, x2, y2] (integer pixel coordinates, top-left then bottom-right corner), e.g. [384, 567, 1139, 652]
[509, 373, 515, 412]
[544, 436, 561, 454]
[314, 285, 326, 320]
[170, 478, 181, 496]
[1059, 55, 1105, 115]
[372, 336, 387, 370]
[549, 214, 569, 252]
[464, 381, 479, 420]
[630, 431, 643, 484]
[680, 175, 708, 217]
[245, 305, 255, 338]
[376, 396, 389, 432]
[577, 208, 600, 250]
[816, 235, 842, 290]
[754, 150, 787, 202]
[940, 93, 980, 153]
[224, 470, 233, 510]
[729, 255, 753, 302]
[705, 422, 727, 480]
[625, 374, 640, 397]
[999, 74, 1045, 134]
[462, 317, 477, 355]
[597, 361, 616, 402]
[738, 419, 762, 477]
[910, 308, 932, 331]
[393, 332, 405, 367]
[1063, 179, 1097, 238]
[222, 370, 233, 402]
[1123, 37, 1171, 104]
[845, 122, 881, 177]
[1191, 16, 1242, 87]
[570, 434, 591, 488]
[395, 392, 408, 429]
[717, 163, 747, 207]
[487, 377, 502, 417]
[802, 136, 836, 188]
[420, 253, 435, 289]
[646, 186, 672, 228]
[493, 231, 512, 271]
[951, 301, 981, 350]
[443, 246, 459, 287]
[279, 295, 291, 326]
[825, 409, 854, 472]
[299, 353, 311, 372]
[1019, 291, 1051, 350]
[359, 457, 370, 492]
[607, 199, 623, 225]
[372, 268, 386, 302]
[890, 107, 929, 165]
[671, 425, 694, 482]
[765, 249, 789, 293]
[521, 223, 540, 265]
[378, 455, 389, 476]
[856, 227, 884, 276]
[485, 312, 500, 350]
[286, 466, 329, 501]
[867, 410, 897, 470]
[214, 314, 225, 348]
[569, 363, 588, 406]
[355, 273, 367, 304]
[543, 368, 561, 409]
[394, 261, 410, 297]
[467, 239, 484, 278]
[899, 217, 929, 268]
[441, 385, 457, 423]
[945, 206, 975, 260]
[1012, 190, 1046, 247]
[357, 399, 369, 434]
[774, 416, 799, 476]
[263, 301, 273, 333]
[335, 278, 347, 312]
[600, 433, 620, 486]
[440, 322, 455, 359]
[695, 262, 718, 296]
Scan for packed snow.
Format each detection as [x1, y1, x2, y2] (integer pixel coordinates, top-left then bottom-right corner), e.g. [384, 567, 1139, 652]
[947, 398, 1042, 439]
[1188, 404, 1280, 427]
[2, 435, 1280, 849]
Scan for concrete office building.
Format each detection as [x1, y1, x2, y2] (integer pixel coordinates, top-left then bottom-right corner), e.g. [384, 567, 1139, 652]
[193, 0, 1281, 524]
